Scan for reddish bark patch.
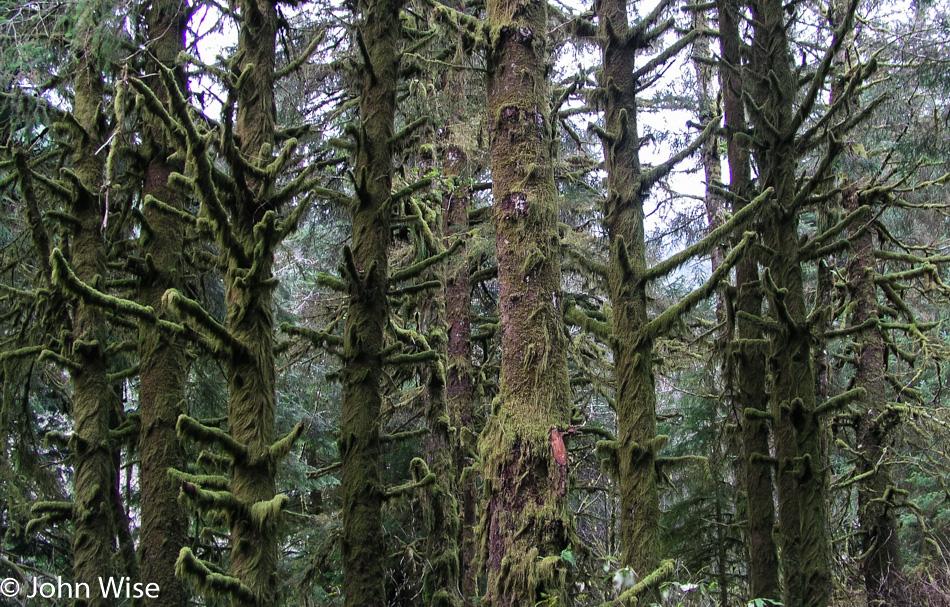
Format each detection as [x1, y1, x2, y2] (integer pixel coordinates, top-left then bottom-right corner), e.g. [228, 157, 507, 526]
[500, 191, 528, 217]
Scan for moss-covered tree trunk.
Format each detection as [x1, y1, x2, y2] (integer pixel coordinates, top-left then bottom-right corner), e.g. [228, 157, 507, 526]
[138, 1, 190, 604]
[420, 199, 463, 607]
[716, 0, 780, 598]
[442, 146, 478, 606]
[596, 0, 661, 583]
[339, 0, 400, 604]
[747, 0, 831, 603]
[224, 0, 281, 602]
[480, 0, 574, 603]
[844, 186, 906, 605]
[69, 6, 116, 606]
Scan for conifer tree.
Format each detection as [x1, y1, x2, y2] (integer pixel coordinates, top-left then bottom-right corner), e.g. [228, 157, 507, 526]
[742, 0, 865, 602]
[714, 0, 780, 597]
[137, 0, 191, 603]
[586, 1, 760, 598]
[337, 0, 402, 603]
[62, 4, 118, 603]
[479, 0, 575, 603]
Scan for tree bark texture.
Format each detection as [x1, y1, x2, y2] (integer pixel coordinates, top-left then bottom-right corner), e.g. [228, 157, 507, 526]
[339, 0, 401, 604]
[716, 0, 781, 598]
[746, 0, 832, 603]
[69, 5, 117, 605]
[596, 0, 662, 583]
[138, 1, 190, 604]
[480, 0, 574, 603]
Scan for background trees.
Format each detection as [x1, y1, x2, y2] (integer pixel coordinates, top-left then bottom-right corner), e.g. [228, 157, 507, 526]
[0, 0, 949, 605]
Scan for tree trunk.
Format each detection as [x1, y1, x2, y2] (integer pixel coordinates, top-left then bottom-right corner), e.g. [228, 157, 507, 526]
[480, 0, 574, 603]
[746, 0, 831, 603]
[443, 145, 477, 606]
[339, 0, 401, 604]
[715, 0, 781, 598]
[138, 1, 190, 604]
[844, 186, 906, 606]
[226, 0, 280, 602]
[69, 6, 117, 605]
[596, 0, 661, 585]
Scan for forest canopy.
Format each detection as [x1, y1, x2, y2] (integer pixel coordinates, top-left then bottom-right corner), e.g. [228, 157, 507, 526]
[0, 0, 949, 604]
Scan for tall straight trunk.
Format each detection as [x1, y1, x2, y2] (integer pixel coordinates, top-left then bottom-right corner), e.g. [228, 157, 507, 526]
[845, 189, 906, 605]
[596, 0, 661, 582]
[442, 145, 477, 606]
[691, 16, 731, 603]
[69, 6, 116, 606]
[715, 0, 781, 598]
[746, 0, 831, 603]
[138, 1, 190, 604]
[225, 0, 280, 601]
[480, 0, 574, 603]
[420, 191, 463, 607]
[339, 0, 400, 604]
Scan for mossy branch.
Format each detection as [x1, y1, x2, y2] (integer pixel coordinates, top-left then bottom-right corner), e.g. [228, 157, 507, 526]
[642, 188, 770, 283]
[390, 280, 442, 298]
[381, 427, 430, 443]
[564, 304, 612, 341]
[875, 264, 937, 286]
[815, 387, 866, 417]
[177, 414, 247, 462]
[744, 408, 774, 421]
[317, 272, 349, 293]
[0, 346, 43, 364]
[392, 178, 433, 202]
[38, 349, 82, 372]
[824, 318, 877, 339]
[800, 205, 869, 260]
[163, 289, 242, 357]
[391, 239, 462, 282]
[643, 232, 755, 343]
[109, 413, 141, 445]
[750, 453, 778, 467]
[787, 0, 861, 138]
[143, 194, 197, 226]
[386, 350, 439, 366]
[26, 502, 73, 534]
[389, 116, 428, 148]
[601, 559, 676, 607]
[176, 548, 256, 603]
[168, 469, 231, 491]
[628, 0, 677, 47]
[250, 494, 290, 533]
[179, 482, 243, 519]
[279, 322, 344, 347]
[50, 249, 186, 337]
[633, 27, 699, 83]
[268, 422, 306, 462]
[151, 66, 248, 267]
[275, 30, 324, 79]
[384, 458, 435, 500]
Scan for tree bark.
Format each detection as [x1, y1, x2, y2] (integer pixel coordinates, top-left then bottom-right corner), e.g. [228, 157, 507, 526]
[480, 0, 574, 603]
[138, 1, 190, 604]
[746, 0, 832, 603]
[225, 0, 281, 602]
[715, 0, 781, 598]
[339, 0, 401, 604]
[596, 0, 662, 585]
[69, 5, 117, 605]
[845, 188, 907, 606]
